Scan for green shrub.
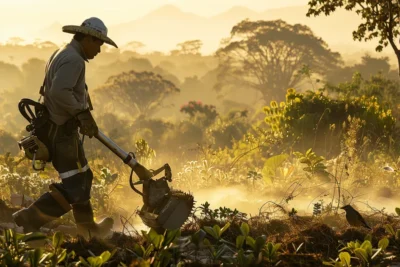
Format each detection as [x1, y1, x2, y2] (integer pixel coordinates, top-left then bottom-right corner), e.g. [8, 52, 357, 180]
[264, 88, 396, 158]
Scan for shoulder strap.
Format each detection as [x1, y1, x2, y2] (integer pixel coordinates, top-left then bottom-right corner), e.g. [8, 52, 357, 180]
[39, 49, 59, 99]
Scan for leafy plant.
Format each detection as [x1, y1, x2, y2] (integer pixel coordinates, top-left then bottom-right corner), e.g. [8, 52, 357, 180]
[198, 201, 247, 222]
[132, 228, 181, 267]
[337, 238, 389, 266]
[79, 250, 115, 267]
[294, 148, 330, 181]
[204, 222, 231, 242]
[261, 154, 289, 183]
[263, 241, 282, 264]
[0, 229, 47, 266]
[264, 88, 396, 158]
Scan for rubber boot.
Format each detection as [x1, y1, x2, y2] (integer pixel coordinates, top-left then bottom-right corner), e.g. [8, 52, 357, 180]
[13, 192, 68, 233]
[72, 200, 114, 239]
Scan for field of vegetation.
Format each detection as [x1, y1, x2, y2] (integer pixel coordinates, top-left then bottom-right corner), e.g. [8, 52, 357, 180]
[3, 2, 400, 266]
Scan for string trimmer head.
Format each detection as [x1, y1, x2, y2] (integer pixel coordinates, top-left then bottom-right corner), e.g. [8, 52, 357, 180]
[95, 131, 194, 231]
[131, 164, 194, 230]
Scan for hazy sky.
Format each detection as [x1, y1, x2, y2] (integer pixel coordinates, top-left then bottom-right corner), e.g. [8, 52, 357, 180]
[0, 0, 308, 42]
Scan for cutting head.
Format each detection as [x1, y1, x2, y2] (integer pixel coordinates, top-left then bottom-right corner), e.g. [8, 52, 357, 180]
[139, 189, 194, 230]
[129, 163, 195, 231]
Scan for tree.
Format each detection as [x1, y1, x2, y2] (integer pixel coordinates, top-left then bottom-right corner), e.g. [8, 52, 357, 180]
[93, 70, 180, 118]
[325, 72, 400, 118]
[174, 40, 203, 55]
[0, 61, 23, 89]
[180, 100, 218, 127]
[124, 41, 145, 52]
[7, 37, 24, 46]
[307, 0, 400, 75]
[215, 19, 341, 103]
[21, 58, 46, 98]
[326, 54, 398, 84]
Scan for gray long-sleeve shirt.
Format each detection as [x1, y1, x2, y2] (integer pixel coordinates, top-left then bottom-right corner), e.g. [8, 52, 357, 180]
[44, 39, 89, 125]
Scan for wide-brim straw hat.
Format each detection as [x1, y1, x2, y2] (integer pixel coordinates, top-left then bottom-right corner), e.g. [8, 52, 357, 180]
[62, 17, 117, 48]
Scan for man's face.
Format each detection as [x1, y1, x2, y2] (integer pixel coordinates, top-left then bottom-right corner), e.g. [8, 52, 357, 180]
[83, 36, 104, 60]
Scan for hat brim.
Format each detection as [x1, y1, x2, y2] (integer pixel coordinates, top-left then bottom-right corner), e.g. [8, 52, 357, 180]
[62, 25, 118, 48]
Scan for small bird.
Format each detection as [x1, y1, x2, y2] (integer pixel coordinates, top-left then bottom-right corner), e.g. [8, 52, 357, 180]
[341, 205, 371, 230]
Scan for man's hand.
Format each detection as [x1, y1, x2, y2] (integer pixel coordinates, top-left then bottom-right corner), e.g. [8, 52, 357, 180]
[76, 109, 98, 138]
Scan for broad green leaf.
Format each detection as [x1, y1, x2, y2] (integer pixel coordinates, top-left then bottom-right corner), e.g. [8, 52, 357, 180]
[144, 244, 154, 258]
[133, 243, 145, 257]
[100, 250, 112, 263]
[339, 252, 351, 267]
[378, 237, 389, 250]
[23, 232, 47, 243]
[236, 235, 245, 249]
[29, 248, 43, 267]
[246, 236, 255, 249]
[57, 249, 67, 263]
[266, 242, 274, 254]
[15, 232, 25, 241]
[293, 152, 303, 158]
[148, 228, 164, 249]
[254, 235, 267, 253]
[300, 157, 311, 165]
[158, 249, 172, 266]
[272, 243, 282, 255]
[354, 248, 369, 263]
[163, 228, 181, 247]
[213, 225, 221, 237]
[52, 232, 64, 249]
[385, 224, 395, 236]
[240, 222, 250, 237]
[236, 249, 246, 266]
[262, 154, 289, 183]
[87, 256, 103, 267]
[220, 222, 231, 236]
[204, 226, 219, 240]
[360, 240, 372, 256]
[395, 207, 400, 216]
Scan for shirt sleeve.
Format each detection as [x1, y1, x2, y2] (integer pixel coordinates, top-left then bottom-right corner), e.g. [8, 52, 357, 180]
[48, 58, 85, 116]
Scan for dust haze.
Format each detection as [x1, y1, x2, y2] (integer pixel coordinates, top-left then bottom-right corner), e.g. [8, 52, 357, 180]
[1, 3, 400, 234]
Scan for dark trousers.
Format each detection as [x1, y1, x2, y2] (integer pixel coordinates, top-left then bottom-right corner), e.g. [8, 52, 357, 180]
[26, 119, 96, 228]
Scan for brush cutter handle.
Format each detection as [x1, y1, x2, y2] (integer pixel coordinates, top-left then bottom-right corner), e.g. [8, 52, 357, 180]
[95, 130, 137, 167]
[95, 129, 153, 181]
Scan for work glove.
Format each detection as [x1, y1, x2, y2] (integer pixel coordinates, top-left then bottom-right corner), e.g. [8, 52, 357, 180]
[76, 109, 98, 138]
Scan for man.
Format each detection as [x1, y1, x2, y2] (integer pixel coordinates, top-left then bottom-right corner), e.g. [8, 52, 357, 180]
[12, 17, 117, 238]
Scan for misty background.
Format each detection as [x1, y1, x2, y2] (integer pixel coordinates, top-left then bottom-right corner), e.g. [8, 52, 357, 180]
[1, 2, 400, 218]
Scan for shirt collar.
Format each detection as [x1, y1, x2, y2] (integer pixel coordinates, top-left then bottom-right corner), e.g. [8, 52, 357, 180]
[69, 39, 89, 62]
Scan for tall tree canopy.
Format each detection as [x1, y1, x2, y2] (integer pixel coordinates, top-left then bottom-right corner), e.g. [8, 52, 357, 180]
[307, 0, 400, 74]
[215, 19, 341, 103]
[93, 71, 180, 118]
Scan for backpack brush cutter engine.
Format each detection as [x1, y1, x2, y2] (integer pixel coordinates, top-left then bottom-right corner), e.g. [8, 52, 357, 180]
[96, 130, 195, 231]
